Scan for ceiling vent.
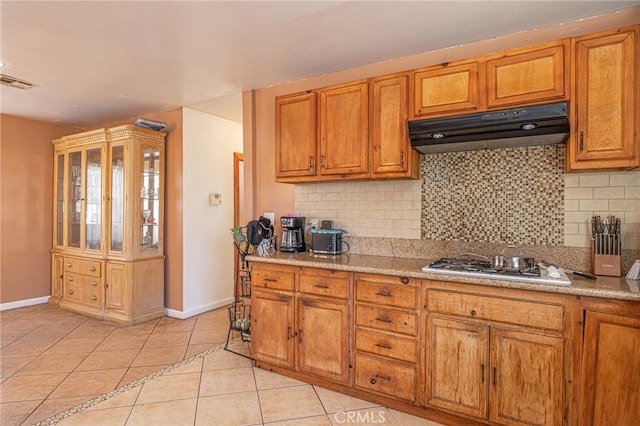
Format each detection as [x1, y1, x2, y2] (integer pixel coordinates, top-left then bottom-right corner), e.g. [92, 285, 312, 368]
[1, 73, 35, 90]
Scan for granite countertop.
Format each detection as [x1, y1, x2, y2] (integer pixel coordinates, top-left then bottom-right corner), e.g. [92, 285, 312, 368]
[246, 252, 640, 302]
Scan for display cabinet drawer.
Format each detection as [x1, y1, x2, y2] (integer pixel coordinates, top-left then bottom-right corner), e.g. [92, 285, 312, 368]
[355, 304, 417, 336]
[299, 268, 350, 299]
[64, 257, 102, 277]
[252, 264, 296, 291]
[355, 328, 416, 363]
[65, 280, 103, 307]
[355, 353, 416, 402]
[355, 276, 418, 309]
[427, 289, 565, 331]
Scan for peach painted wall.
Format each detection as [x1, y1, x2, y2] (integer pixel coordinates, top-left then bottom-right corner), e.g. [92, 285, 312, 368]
[246, 10, 640, 231]
[0, 115, 79, 304]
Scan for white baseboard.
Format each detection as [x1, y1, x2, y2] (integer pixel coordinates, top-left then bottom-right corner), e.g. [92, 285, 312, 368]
[164, 297, 234, 319]
[0, 296, 50, 311]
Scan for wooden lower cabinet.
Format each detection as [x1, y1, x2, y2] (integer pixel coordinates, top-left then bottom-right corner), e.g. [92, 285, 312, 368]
[250, 261, 640, 426]
[251, 264, 350, 385]
[424, 282, 568, 425]
[252, 288, 295, 368]
[579, 309, 640, 426]
[297, 296, 349, 383]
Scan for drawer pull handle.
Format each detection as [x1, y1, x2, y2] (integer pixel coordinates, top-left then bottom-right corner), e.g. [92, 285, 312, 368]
[370, 374, 391, 385]
[376, 289, 392, 297]
[470, 310, 477, 316]
[481, 364, 485, 384]
[68, 276, 75, 282]
[91, 281, 98, 286]
[66, 263, 72, 267]
[68, 289, 74, 295]
[91, 295, 97, 301]
[375, 342, 392, 350]
[374, 317, 392, 324]
[493, 367, 497, 386]
[287, 326, 292, 339]
[264, 278, 277, 283]
[315, 283, 329, 289]
[89, 266, 96, 272]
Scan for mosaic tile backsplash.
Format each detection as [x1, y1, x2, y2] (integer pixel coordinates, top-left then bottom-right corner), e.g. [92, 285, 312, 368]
[420, 144, 565, 245]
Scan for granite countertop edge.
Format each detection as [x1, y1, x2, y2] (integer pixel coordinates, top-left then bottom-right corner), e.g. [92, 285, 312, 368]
[246, 252, 640, 302]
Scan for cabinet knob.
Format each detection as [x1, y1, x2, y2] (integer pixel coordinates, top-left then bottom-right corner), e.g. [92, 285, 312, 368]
[91, 281, 98, 286]
[66, 263, 72, 267]
[68, 276, 75, 282]
[68, 289, 74, 295]
[91, 295, 97, 301]
[89, 266, 96, 272]
[400, 277, 409, 285]
[470, 310, 477, 316]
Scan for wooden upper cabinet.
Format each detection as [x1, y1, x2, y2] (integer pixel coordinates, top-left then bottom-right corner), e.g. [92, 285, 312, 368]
[568, 25, 639, 171]
[275, 92, 317, 179]
[486, 40, 569, 108]
[318, 80, 369, 177]
[412, 62, 481, 118]
[370, 72, 418, 178]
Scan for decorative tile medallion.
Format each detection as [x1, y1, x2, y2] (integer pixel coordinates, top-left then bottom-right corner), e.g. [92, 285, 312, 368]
[420, 144, 565, 245]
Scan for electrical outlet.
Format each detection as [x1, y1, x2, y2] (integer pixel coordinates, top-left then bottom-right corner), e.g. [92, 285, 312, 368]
[263, 212, 275, 224]
[309, 218, 319, 229]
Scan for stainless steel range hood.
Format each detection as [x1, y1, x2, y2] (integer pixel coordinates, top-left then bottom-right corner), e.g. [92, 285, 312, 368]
[409, 101, 569, 154]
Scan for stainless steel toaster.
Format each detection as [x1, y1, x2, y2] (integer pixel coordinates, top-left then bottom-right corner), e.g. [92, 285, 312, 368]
[310, 229, 347, 254]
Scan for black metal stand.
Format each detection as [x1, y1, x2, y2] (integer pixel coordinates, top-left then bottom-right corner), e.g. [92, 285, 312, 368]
[225, 238, 253, 359]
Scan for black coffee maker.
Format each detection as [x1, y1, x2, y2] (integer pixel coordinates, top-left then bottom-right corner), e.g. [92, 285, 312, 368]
[280, 216, 306, 252]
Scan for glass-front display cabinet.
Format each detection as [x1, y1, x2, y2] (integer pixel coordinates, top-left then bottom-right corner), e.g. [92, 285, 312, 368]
[50, 125, 166, 324]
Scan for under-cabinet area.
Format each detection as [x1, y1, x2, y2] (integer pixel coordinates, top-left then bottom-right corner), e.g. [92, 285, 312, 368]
[248, 256, 640, 426]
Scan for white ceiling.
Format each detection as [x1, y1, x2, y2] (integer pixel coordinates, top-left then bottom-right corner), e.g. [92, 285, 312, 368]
[1, 1, 639, 128]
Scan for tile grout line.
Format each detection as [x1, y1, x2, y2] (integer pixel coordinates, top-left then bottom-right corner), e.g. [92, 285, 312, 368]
[31, 340, 236, 426]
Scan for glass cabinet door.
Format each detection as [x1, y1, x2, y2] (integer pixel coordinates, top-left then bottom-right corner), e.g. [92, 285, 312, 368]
[85, 147, 102, 251]
[67, 151, 82, 248]
[140, 146, 161, 251]
[110, 145, 124, 252]
[54, 153, 64, 247]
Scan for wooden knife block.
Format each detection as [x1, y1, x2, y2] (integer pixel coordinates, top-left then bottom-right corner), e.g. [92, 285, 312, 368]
[591, 241, 621, 276]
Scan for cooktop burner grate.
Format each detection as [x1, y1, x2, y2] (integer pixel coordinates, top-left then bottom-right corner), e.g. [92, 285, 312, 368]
[422, 257, 571, 286]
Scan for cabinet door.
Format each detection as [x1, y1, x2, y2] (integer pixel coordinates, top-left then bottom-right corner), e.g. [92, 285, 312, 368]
[53, 152, 65, 248]
[138, 143, 164, 256]
[318, 81, 369, 177]
[50, 254, 64, 304]
[489, 328, 564, 426]
[412, 62, 481, 117]
[425, 317, 489, 419]
[105, 262, 127, 312]
[109, 143, 125, 254]
[486, 41, 568, 108]
[252, 289, 295, 368]
[296, 297, 349, 384]
[580, 311, 640, 426]
[371, 73, 415, 178]
[568, 26, 639, 170]
[275, 92, 317, 180]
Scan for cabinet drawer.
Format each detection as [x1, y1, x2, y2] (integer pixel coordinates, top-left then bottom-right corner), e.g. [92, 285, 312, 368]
[65, 277, 103, 307]
[355, 328, 416, 363]
[355, 353, 415, 402]
[355, 277, 418, 309]
[64, 257, 102, 277]
[299, 269, 350, 299]
[355, 304, 417, 336]
[252, 264, 296, 291]
[427, 290, 565, 331]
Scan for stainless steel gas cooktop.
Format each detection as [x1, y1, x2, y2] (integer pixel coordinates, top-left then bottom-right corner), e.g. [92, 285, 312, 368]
[422, 258, 571, 286]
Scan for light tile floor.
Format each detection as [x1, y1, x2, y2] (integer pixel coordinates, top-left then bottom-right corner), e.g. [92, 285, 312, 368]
[1, 304, 444, 425]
